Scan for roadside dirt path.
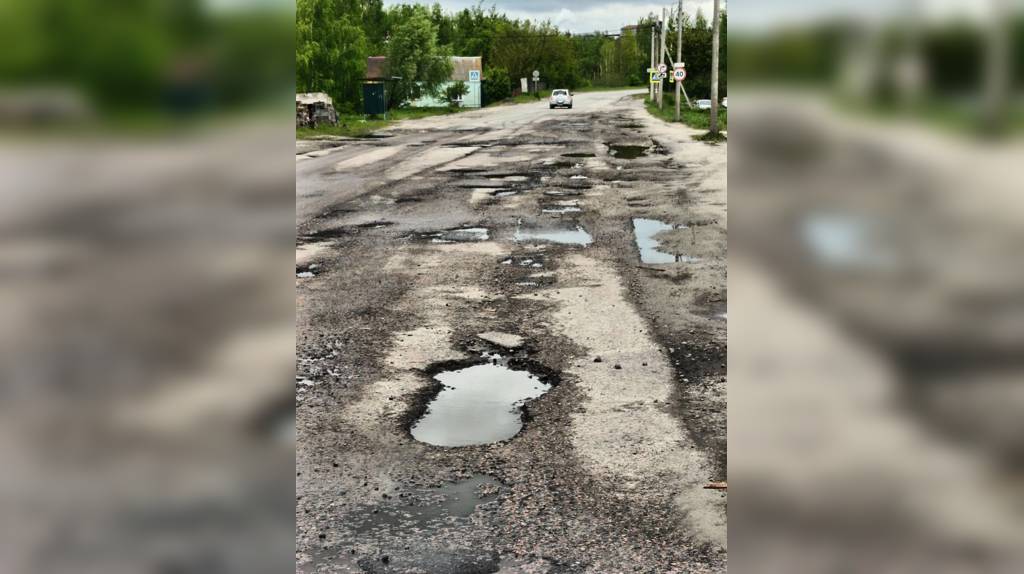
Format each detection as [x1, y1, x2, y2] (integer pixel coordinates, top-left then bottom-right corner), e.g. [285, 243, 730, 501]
[296, 90, 727, 573]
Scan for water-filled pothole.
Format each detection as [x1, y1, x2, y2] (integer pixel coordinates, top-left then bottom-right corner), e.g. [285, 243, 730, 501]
[633, 218, 697, 264]
[562, 152, 596, 158]
[514, 223, 593, 246]
[607, 144, 649, 159]
[347, 475, 501, 536]
[541, 201, 582, 214]
[410, 355, 552, 447]
[415, 227, 490, 243]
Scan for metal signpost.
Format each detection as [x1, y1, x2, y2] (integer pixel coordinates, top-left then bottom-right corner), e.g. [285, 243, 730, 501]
[532, 70, 540, 96]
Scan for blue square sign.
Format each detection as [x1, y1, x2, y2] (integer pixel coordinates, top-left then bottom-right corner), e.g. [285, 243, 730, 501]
[469, 70, 481, 82]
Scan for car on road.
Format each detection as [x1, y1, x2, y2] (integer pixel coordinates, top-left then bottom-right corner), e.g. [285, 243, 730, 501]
[549, 89, 573, 109]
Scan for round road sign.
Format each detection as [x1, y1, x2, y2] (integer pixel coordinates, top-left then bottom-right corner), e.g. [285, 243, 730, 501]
[674, 69, 686, 81]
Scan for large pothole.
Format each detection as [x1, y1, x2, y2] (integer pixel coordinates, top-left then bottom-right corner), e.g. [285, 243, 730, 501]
[410, 355, 553, 447]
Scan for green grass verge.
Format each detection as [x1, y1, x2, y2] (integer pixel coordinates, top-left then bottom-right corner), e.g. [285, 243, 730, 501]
[643, 94, 727, 132]
[835, 96, 1024, 139]
[296, 107, 464, 139]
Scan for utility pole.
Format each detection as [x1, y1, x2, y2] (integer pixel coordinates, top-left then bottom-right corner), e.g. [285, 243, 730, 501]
[658, 7, 667, 109]
[983, 0, 1010, 135]
[709, 0, 721, 135]
[675, 0, 683, 121]
[649, 20, 656, 102]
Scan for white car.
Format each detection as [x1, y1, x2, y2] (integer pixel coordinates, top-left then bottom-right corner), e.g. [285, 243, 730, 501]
[549, 89, 573, 109]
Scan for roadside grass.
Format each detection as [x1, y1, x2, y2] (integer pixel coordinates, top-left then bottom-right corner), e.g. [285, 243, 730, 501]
[835, 96, 1024, 139]
[296, 107, 462, 139]
[643, 93, 727, 132]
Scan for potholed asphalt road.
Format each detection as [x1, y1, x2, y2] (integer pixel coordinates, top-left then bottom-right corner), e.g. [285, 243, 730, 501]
[296, 89, 727, 573]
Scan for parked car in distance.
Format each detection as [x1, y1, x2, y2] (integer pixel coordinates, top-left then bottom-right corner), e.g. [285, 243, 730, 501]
[696, 99, 712, 110]
[722, 97, 728, 108]
[549, 89, 573, 109]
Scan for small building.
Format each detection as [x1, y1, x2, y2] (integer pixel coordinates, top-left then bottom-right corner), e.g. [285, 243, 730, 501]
[362, 56, 390, 115]
[363, 56, 483, 110]
[409, 56, 483, 108]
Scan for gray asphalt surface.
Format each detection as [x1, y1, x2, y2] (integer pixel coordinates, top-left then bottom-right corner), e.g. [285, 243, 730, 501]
[295, 90, 727, 573]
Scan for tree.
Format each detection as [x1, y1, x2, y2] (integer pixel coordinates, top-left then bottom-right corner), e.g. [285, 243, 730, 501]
[386, 5, 452, 107]
[296, 0, 367, 111]
[484, 66, 511, 103]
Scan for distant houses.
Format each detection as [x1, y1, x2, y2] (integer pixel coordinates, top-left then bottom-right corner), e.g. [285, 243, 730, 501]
[363, 56, 483, 110]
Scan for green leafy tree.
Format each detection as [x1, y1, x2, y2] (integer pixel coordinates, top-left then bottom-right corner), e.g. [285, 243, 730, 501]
[386, 5, 452, 106]
[296, 0, 367, 111]
[484, 66, 511, 103]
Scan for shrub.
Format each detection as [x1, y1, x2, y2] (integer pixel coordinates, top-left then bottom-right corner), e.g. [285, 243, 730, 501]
[444, 81, 470, 107]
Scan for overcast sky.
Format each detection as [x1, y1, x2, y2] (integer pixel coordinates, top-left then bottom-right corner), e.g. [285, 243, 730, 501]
[383, 0, 719, 34]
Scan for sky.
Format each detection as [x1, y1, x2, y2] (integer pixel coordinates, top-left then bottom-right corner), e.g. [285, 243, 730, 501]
[383, 0, 720, 34]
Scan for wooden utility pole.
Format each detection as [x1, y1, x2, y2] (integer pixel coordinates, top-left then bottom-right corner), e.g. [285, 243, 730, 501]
[675, 0, 683, 121]
[709, 0, 721, 135]
[658, 8, 667, 109]
[649, 21, 656, 102]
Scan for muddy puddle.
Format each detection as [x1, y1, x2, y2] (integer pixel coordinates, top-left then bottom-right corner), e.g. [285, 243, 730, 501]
[800, 212, 893, 269]
[562, 152, 596, 158]
[607, 144, 649, 160]
[415, 227, 490, 243]
[411, 356, 552, 447]
[541, 200, 582, 214]
[514, 223, 593, 246]
[347, 475, 501, 535]
[633, 218, 697, 264]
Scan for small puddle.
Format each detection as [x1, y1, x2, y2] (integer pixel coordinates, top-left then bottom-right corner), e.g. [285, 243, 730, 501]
[347, 475, 501, 536]
[514, 223, 593, 246]
[492, 190, 519, 198]
[633, 218, 695, 264]
[416, 227, 490, 243]
[411, 356, 552, 447]
[562, 152, 596, 158]
[800, 213, 894, 269]
[607, 144, 649, 159]
[541, 206, 582, 214]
